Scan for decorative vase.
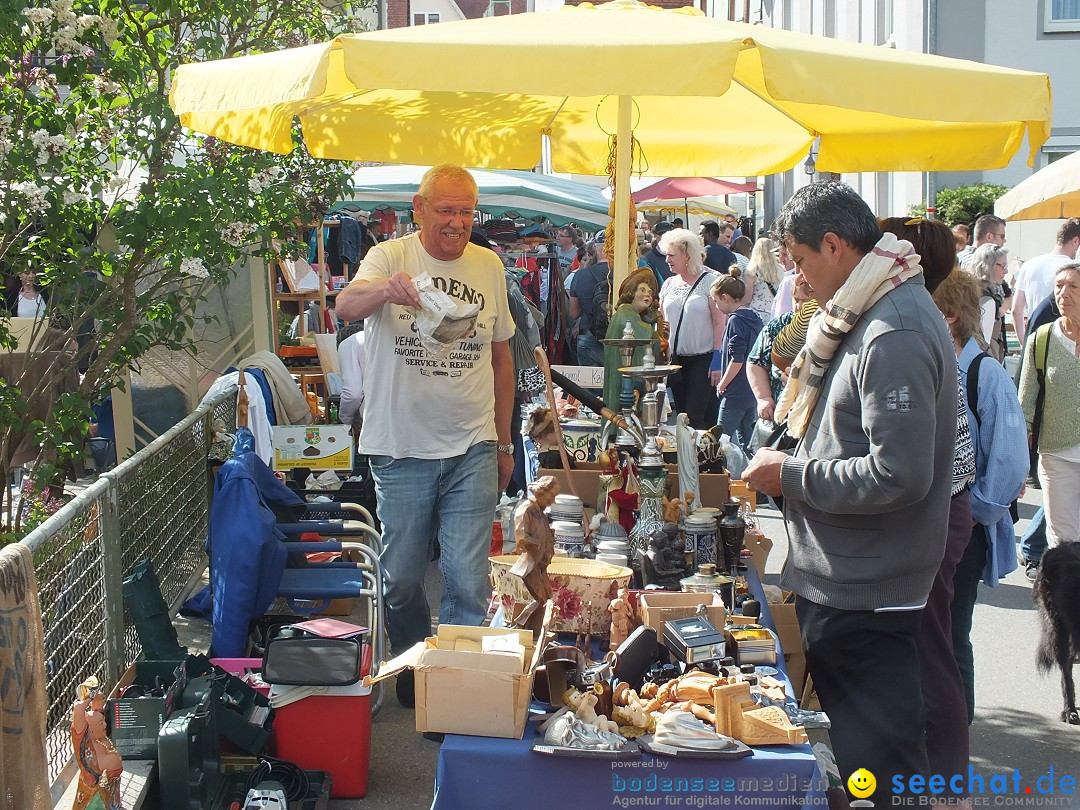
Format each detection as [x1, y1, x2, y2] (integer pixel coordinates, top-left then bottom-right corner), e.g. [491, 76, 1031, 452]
[628, 465, 666, 558]
[717, 498, 747, 574]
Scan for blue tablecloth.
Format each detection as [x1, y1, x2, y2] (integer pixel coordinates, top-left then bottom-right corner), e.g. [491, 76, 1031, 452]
[432, 568, 827, 810]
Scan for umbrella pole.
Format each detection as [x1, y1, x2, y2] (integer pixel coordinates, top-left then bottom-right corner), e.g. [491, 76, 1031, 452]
[612, 95, 633, 296]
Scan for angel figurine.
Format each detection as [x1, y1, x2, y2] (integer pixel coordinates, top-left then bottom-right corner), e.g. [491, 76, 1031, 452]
[71, 677, 123, 810]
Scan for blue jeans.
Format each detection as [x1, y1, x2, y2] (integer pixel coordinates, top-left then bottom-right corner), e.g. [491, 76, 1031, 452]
[718, 402, 756, 455]
[576, 333, 605, 367]
[951, 523, 988, 725]
[1020, 506, 1047, 565]
[369, 441, 498, 652]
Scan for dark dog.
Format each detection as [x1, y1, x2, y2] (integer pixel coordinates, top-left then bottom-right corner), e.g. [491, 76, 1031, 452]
[1033, 542, 1080, 724]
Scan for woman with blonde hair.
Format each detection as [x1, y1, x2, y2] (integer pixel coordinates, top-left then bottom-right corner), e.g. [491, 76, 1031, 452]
[741, 238, 782, 324]
[658, 228, 724, 429]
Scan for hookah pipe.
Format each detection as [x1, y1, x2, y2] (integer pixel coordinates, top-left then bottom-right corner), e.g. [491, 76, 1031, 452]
[532, 346, 580, 500]
[544, 367, 645, 447]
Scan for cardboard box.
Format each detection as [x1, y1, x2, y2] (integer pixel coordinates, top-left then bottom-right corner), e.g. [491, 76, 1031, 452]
[744, 531, 773, 578]
[638, 592, 726, 641]
[768, 601, 807, 696]
[367, 623, 544, 739]
[273, 425, 353, 470]
[539, 465, 729, 510]
[107, 659, 187, 758]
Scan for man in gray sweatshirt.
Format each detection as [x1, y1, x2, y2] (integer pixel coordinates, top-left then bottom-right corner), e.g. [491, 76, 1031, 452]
[744, 182, 956, 795]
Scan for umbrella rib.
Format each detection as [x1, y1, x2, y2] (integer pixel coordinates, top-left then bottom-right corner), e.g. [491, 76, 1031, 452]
[543, 98, 570, 134]
[303, 89, 376, 116]
[731, 76, 817, 138]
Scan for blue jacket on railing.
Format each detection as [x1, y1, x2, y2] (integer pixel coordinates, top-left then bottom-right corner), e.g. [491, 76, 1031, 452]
[205, 426, 304, 656]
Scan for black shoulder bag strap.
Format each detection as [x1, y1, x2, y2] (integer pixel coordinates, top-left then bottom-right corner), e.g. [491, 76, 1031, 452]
[965, 352, 989, 430]
[671, 272, 710, 357]
[1029, 324, 1052, 465]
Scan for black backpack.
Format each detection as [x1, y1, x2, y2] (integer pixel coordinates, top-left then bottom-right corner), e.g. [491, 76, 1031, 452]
[591, 277, 612, 339]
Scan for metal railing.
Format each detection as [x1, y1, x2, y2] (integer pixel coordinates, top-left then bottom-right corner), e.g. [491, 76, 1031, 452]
[20, 386, 236, 791]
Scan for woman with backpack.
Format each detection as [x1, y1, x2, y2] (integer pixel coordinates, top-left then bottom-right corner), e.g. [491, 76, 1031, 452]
[932, 270, 1027, 733]
[1019, 262, 1080, 548]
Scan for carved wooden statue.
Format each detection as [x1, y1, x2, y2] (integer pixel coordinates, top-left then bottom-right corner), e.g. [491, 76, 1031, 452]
[608, 587, 635, 648]
[510, 476, 560, 633]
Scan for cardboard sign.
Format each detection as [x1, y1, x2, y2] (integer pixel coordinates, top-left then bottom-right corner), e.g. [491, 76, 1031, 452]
[273, 425, 353, 470]
[551, 364, 604, 388]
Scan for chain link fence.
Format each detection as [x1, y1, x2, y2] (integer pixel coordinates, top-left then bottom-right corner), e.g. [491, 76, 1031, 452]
[19, 385, 236, 789]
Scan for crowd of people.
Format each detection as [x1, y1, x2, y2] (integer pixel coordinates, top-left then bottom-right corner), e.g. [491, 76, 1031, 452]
[330, 164, 1079, 793]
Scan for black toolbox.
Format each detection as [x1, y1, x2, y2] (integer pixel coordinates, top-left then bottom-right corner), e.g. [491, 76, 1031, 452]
[183, 654, 274, 755]
[158, 691, 330, 810]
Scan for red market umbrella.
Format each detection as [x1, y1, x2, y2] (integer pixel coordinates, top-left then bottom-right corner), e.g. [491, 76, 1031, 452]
[633, 177, 760, 227]
[632, 177, 759, 202]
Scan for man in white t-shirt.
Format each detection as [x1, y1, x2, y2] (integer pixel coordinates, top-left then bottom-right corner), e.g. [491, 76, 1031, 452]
[336, 165, 515, 708]
[1010, 218, 1080, 345]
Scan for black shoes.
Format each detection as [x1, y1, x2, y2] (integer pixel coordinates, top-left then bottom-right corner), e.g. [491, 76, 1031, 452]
[395, 670, 415, 708]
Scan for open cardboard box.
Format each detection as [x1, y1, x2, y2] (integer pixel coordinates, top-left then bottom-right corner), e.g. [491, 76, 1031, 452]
[769, 599, 807, 700]
[366, 612, 549, 739]
[637, 592, 726, 642]
[538, 465, 729, 511]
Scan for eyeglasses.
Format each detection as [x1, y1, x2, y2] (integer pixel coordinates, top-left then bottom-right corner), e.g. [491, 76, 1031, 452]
[429, 206, 475, 220]
[995, 262, 1008, 269]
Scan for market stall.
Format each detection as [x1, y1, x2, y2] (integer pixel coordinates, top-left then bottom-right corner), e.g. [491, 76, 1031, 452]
[432, 569, 824, 810]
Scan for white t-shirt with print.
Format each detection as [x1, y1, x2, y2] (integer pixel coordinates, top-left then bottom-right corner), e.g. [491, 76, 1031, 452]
[353, 233, 514, 459]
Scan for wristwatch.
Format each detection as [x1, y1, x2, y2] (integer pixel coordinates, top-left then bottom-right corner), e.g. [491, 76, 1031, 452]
[497, 443, 515, 457]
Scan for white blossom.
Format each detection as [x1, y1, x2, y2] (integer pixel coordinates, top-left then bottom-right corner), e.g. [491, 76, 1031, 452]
[220, 221, 257, 246]
[54, 24, 80, 55]
[248, 178, 264, 194]
[179, 258, 209, 279]
[75, 14, 100, 34]
[106, 174, 125, 192]
[92, 75, 122, 96]
[98, 17, 118, 45]
[62, 189, 82, 205]
[13, 182, 50, 214]
[51, 0, 76, 26]
[22, 7, 53, 24]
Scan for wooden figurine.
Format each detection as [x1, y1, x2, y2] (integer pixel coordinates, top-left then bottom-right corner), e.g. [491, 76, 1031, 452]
[71, 677, 123, 810]
[510, 476, 560, 635]
[711, 681, 808, 746]
[608, 587, 635, 648]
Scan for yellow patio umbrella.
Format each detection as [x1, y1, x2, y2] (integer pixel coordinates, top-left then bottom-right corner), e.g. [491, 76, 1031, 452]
[170, 0, 1051, 291]
[995, 150, 1080, 221]
[636, 197, 737, 220]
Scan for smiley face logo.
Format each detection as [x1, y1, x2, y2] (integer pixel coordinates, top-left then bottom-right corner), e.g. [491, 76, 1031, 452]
[847, 768, 876, 799]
